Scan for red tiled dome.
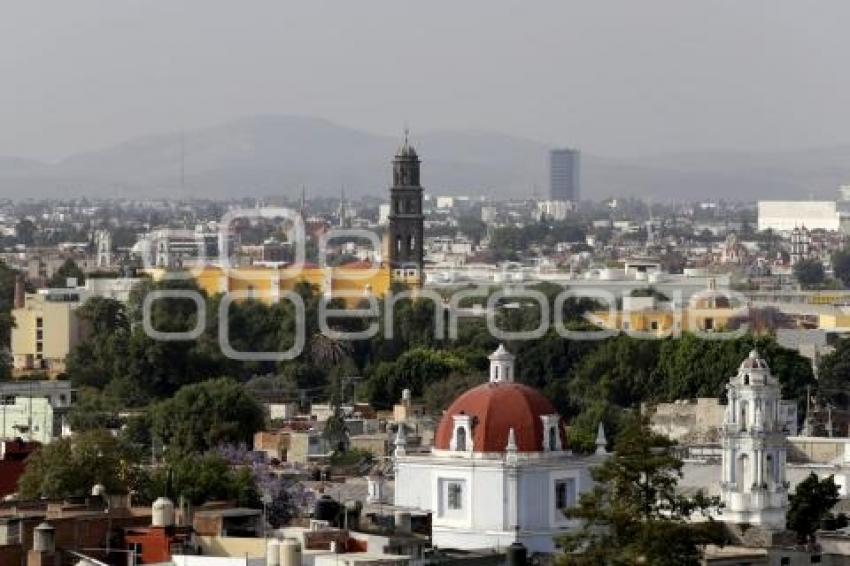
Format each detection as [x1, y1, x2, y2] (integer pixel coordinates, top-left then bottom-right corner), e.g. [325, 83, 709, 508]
[433, 382, 564, 453]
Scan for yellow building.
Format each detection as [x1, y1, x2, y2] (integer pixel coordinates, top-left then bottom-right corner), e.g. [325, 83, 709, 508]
[587, 295, 741, 337]
[146, 262, 416, 306]
[818, 312, 850, 331]
[11, 289, 89, 373]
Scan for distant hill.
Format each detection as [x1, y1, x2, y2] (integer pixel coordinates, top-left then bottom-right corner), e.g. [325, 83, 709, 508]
[0, 115, 848, 202]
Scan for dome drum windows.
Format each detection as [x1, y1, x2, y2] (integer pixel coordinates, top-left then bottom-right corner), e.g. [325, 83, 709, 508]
[450, 413, 474, 453]
[541, 414, 562, 452]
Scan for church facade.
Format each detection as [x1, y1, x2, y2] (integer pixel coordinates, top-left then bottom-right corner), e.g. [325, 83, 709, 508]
[149, 135, 424, 300]
[393, 346, 605, 553]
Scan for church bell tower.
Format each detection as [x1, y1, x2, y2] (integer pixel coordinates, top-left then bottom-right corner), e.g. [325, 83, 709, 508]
[387, 130, 424, 282]
[720, 350, 789, 529]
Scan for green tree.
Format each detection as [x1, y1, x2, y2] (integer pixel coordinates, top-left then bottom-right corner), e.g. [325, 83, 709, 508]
[365, 348, 470, 409]
[794, 259, 825, 289]
[77, 296, 129, 334]
[323, 405, 349, 453]
[558, 416, 725, 565]
[0, 262, 20, 348]
[48, 258, 86, 288]
[832, 249, 850, 288]
[65, 298, 132, 391]
[149, 378, 265, 455]
[567, 336, 661, 410]
[422, 372, 486, 413]
[67, 387, 121, 432]
[18, 429, 140, 499]
[787, 473, 840, 543]
[136, 452, 259, 507]
[818, 337, 850, 409]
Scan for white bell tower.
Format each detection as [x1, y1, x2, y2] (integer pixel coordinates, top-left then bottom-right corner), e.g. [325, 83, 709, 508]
[96, 230, 112, 268]
[489, 344, 515, 383]
[720, 350, 788, 529]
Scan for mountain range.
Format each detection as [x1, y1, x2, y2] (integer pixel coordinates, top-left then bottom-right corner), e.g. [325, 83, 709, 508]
[0, 115, 848, 202]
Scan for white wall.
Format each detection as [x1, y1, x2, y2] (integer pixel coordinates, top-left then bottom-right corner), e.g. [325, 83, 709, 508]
[758, 201, 840, 232]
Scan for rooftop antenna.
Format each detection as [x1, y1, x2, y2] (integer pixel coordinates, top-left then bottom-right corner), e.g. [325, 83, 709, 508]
[180, 131, 186, 193]
[338, 185, 347, 227]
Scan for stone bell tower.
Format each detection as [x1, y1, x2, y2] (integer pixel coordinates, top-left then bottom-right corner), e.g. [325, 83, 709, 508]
[387, 129, 424, 282]
[720, 350, 789, 529]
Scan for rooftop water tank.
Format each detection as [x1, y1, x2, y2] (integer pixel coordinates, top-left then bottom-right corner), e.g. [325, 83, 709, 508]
[152, 496, 175, 527]
[33, 522, 55, 553]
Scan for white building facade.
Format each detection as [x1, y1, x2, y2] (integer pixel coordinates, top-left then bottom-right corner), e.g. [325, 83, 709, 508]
[720, 350, 789, 529]
[757, 201, 840, 233]
[393, 346, 602, 554]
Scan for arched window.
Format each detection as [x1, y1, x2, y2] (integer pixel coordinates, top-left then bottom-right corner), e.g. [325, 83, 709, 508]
[737, 454, 749, 488]
[766, 454, 774, 484]
[456, 427, 467, 451]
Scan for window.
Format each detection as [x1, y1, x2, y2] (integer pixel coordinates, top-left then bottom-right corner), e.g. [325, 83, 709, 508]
[555, 479, 576, 512]
[36, 342, 43, 353]
[455, 427, 467, 451]
[447, 482, 463, 510]
[36, 317, 43, 328]
[650, 320, 658, 331]
[549, 427, 557, 451]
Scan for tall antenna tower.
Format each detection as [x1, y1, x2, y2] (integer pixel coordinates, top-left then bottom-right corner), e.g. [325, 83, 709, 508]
[180, 131, 186, 193]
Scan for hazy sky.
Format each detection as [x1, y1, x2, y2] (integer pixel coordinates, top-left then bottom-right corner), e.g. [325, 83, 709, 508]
[2, 0, 850, 161]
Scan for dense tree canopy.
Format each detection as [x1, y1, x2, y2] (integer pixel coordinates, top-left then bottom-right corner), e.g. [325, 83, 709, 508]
[817, 337, 850, 410]
[833, 250, 850, 288]
[18, 429, 140, 499]
[559, 416, 725, 565]
[149, 378, 265, 455]
[787, 473, 840, 543]
[793, 259, 826, 289]
[48, 258, 86, 288]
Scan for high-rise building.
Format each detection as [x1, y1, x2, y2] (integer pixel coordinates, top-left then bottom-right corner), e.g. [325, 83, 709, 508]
[387, 132, 424, 280]
[549, 148, 580, 202]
